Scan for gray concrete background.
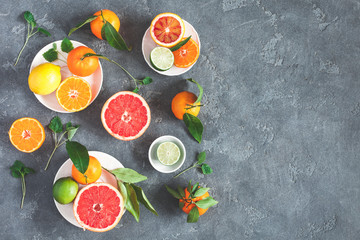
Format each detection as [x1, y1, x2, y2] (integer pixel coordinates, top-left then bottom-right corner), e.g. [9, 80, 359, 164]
[1, 0, 360, 239]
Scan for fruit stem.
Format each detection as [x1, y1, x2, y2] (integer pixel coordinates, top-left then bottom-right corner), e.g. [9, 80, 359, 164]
[173, 163, 198, 178]
[109, 59, 138, 89]
[14, 23, 31, 66]
[20, 175, 26, 209]
[44, 145, 58, 171]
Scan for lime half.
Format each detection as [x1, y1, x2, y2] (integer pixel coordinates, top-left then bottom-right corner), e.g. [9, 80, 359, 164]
[150, 47, 174, 71]
[157, 142, 181, 165]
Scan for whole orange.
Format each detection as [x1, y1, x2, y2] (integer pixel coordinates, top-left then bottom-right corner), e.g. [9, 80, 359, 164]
[179, 187, 209, 216]
[67, 46, 99, 77]
[72, 156, 102, 185]
[171, 91, 201, 120]
[90, 9, 120, 40]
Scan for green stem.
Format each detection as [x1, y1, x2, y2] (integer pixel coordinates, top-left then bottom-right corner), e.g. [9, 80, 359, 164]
[20, 175, 26, 209]
[108, 59, 138, 89]
[173, 164, 198, 178]
[14, 25, 31, 66]
[44, 145, 58, 171]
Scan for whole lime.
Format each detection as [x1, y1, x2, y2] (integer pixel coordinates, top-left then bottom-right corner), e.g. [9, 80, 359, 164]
[28, 63, 61, 95]
[53, 177, 78, 204]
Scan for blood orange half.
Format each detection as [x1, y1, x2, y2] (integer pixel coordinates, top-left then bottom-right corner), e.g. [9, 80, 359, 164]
[150, 12, 185, 47]
[101, 91, 151, 141]
[73, 182, 124, 232]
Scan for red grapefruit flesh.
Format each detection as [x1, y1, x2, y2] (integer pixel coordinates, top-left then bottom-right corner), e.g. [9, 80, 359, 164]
[73, 182, 124, 232]
[150, 13, 185, 47]
[101, 91, 151, 141]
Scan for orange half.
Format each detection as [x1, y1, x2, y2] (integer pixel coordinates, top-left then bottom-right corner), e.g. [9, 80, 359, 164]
[56, 76, 92, 112]
[173, 38, 200, 68]
[9, 117, 45, 153]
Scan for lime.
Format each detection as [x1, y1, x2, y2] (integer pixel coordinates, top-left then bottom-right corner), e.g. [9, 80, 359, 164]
[150, 47, 174, 71]
[157, 142, 181, 165]
[29, 63, 61, 95]
[53, 177, 78, 204]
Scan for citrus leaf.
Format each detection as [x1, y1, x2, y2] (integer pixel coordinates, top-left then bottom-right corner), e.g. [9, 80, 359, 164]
[170, 36, 191, 52]
[201, 164, 213, 175]
[124, 183, 140, 222]
[43, 48, 58, 62]
[117, 181, 127, 205]
[165, 185, 181, 199]
[101, 21, 131, 51]
[65, 141, 89, 174]
[192, 182, 199, 194]
[68, 15, 98, 36]
[37, 27, 51, 37]
[131, 184, 158, 216]
[193, 187, 210, 197]
[49, 116, 63, 133]
[195, 196, 218, 209]
[197, 151, 206, 164]
[186, 78, 203, 104]
[187, 207, 199, 223]
[177, 186, 185, 198]
[24, 11, 36, 27]
[109, 168, 147, 183]
[61, 37, 74, 53]
[187, 180, 192, 195]
[183, 113, 203, 143]
[179, 201, 185, 209]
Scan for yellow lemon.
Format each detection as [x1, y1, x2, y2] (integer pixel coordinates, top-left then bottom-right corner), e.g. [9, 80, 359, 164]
[28, 63, 61, 95]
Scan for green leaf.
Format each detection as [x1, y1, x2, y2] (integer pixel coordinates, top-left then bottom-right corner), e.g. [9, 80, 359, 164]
[201, 164, 213, 175]
[183, 113, 203, 143]
[117, 181, 127, 204]
[124, 183, 140, 222]
[192, 182, 199, 194]
[131, 184, 158, 216]
[197, 151, 206, 164]
[23, 167, 35, 175]
[49, 116, 63, 133]
[186, 78, 203, 104]
[179, 201, 185, 209]
[43, 48, 58, 62]
[165, 185, 181, 199]
[65, 141, 89, 174]
[187, 180, 192, 195]
[68, 15, 98, 36]
[177, 186, 185, 198]
[24, 11, 36, 27]
[187, 207, 200, 223]
[10, 160, 24, 178]
[52, 43, 57, 50]
[133, 87, 139, 93]
[61, 37, 74, 53]
[170, 36, 191, 52]
[195, 196, 218, 209]
[138, 77, 153, 85]
[101, 21, 131, 51]
[37, 28, 51, 37]
[65, 122, 79, 141]
[109, 168, 147, 183]
[193, 187, 210, 197]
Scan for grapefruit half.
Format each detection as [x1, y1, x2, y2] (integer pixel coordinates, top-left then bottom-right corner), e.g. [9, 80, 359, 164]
[101, 91, 151, 141]
[73, 182, 124, 232]
[150, 12, 185, 48]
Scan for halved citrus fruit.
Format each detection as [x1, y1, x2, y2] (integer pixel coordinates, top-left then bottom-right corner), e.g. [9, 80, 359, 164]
[173, 38, 200, 68]
[101, 91, 151, 141]
[56, 76, 92, 112]
[150, 12, 185, 48]
[73, 182, 124, 232]
[9, 117, 45, 153]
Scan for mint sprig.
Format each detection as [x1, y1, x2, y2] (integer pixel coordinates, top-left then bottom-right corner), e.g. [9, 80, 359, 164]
[173, 151, 213, 178]
[43, 38, 74, 63]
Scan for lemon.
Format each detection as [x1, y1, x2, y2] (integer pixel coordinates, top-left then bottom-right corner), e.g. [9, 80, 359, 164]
[28, 63, 61, 95]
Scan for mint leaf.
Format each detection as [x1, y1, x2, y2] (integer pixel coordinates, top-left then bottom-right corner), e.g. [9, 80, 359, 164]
[193, 187, 210, 197]
[101, 21, 131, 51]
[195, 196, 218, 209]
[109, 168, 147, 183]
[197, 151, 206, 164]
[124, 183, 140, 222]
[138, 77, 152, 85]
[65, 141, 89, 174]
[131, 184, 158, 216]
[61, 37, 74, 53]
[165, 185, 181, 199]
[183, 113, 203, 143]
[170, 36, 191, 52]
[201, 164, 213, 175]
[43, 47, 58, 62]
[24, 11, 36, 27]
[68, 15, 98, 36]
[133, 87, 139, 93]
[187, 207, 199, 223]
[49, 116, 63, 133]
[38, 27, 51, 37]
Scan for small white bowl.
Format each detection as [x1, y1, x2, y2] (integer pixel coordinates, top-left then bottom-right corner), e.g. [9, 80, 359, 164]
[148, 135, 186, 173]
[142, 20, 201, 76]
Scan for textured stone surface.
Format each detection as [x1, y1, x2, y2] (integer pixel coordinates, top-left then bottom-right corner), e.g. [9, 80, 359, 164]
[1, 0, 360, 239]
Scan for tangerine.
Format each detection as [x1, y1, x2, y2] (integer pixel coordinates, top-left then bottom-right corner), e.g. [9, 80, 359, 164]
[67, 46, 99, 77]
[90, 9, 120, 40]
[179, 187, 209, 216]
[171, 91, 201, 120]
[173, 38, 199, 68]
[72, 156, 102, 185]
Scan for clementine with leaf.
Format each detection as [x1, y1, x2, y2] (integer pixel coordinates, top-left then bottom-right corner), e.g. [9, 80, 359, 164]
[90, 9, 120, 40]
[72, 156, 102, 185]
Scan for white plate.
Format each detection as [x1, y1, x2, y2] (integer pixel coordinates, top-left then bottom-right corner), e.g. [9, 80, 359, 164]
[148, 135, 186, 173]
[142, 20, 201, 76]
[30, 40, 103, 113]
[53, 151, 124, 228]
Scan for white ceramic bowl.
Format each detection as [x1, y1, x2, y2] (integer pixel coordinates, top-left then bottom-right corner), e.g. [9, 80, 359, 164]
[148, 135, 186, 173]
[142, 20, 201, 76]
[53, 151, 124, 228]
[30, 40, 103, 113]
